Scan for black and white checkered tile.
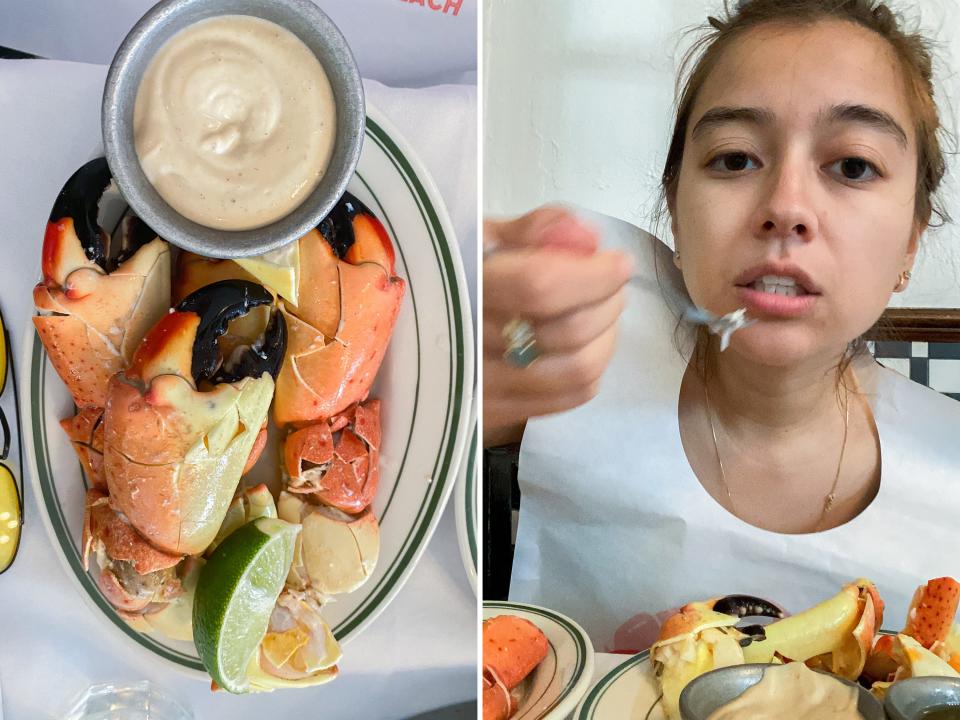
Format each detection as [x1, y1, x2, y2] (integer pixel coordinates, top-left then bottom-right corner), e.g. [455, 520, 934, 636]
[872, 341, 960, 401]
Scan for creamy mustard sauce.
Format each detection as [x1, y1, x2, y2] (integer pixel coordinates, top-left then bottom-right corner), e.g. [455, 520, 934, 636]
[134, 15, 336, 230]
[706, 663, 863, 720]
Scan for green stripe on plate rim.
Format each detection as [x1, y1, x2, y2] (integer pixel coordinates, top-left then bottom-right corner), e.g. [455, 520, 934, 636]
[334, 117, 466, 637]
[575, 627, 901, 718]
[575, 650, 649, 719]
[465, 422, 477, 570]
[31, 116, 468, 668]
[485, 601, 588, 719]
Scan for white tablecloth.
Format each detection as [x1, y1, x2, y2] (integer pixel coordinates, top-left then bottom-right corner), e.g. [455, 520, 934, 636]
[0, 0, 477, 87]
[0, 53, 477, 720]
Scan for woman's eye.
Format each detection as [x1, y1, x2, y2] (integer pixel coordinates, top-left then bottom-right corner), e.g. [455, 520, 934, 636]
[829, 157, 880, 182]
[708, 152, 758, 173]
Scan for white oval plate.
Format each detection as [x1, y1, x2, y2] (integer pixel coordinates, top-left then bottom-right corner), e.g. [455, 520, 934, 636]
[22, 103, 474, 676]
[574, 651, 662, 720]
[484, 601, 595, 720]
[454, 410, 477, 594]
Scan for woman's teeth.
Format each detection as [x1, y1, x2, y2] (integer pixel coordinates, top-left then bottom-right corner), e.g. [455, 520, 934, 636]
[749, 275, 806, 297]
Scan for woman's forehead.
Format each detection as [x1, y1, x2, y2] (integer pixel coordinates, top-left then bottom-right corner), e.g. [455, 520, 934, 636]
[689, 19, 914, 142]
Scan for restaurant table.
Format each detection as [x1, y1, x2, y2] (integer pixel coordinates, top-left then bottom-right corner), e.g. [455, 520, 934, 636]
[0, 28, 478, 720]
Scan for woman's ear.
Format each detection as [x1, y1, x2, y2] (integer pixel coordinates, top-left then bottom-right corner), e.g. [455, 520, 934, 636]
[905, 218, 925, 270]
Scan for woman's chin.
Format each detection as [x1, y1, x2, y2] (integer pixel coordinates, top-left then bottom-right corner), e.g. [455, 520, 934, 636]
[724, 322, 836, 368]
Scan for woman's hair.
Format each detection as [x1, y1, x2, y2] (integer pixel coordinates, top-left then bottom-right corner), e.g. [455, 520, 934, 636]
[658, 0, 950, 384]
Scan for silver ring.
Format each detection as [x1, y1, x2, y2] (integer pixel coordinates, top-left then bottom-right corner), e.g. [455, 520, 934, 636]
[502, 318, 540, 368]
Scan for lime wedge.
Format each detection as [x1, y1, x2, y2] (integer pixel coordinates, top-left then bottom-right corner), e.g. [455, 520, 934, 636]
[193, 517, 300, 693]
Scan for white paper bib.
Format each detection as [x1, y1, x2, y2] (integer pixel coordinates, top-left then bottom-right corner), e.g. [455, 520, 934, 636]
[510, 210, 960, 653]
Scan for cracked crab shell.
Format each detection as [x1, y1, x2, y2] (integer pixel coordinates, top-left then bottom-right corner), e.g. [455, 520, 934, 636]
[278, 492, 380, 595]
[33, 233, 170, 408]
[274, 231, 404, 426]
[104, 368, 275, 556]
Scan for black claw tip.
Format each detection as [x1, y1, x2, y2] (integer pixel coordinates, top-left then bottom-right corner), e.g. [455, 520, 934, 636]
[713, 595, 784, 620]
[736, 624, 769, 645]
[317, 191, 373, 259]
[175, 280, 287, 385]
[49, 157, 112, 268]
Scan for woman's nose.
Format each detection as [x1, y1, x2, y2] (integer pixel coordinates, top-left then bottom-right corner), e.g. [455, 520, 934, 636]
[754, 159, 819, 245]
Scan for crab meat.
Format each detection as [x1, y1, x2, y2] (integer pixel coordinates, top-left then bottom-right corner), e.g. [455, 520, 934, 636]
[248, 589, 341, 691]
[651, 597, 770, 720]
[869, 634, 960, 699]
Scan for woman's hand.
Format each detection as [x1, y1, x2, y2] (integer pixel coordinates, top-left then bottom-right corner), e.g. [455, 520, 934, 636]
[483, 207, 633, 446]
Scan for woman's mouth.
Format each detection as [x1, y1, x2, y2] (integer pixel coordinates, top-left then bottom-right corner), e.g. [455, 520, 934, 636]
[735, 268, 820, 318]
[747, 275, 809, 297]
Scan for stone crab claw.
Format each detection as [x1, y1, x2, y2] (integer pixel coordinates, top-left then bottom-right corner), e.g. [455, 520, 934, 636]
[868, 634, 960, 699]
[82, 489, 183, 615]
[278, 491, 380, 597]
[651, 595, 782, 720]
[169, 193, 404, 427]
[864, 577, 960, 684]
[283, 399, 381, 514]
[34, 157, 171, 409]
[103, 280, 284, 556]
[245, 589, 341, 691]
[273, 193, 405, 426]
[740, 579, 884, 679]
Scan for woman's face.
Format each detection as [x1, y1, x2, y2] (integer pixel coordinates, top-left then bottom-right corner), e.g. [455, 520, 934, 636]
[672, 19, 922, 368]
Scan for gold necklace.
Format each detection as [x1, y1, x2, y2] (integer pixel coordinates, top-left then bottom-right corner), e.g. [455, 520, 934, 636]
[703, 378, 850, 531]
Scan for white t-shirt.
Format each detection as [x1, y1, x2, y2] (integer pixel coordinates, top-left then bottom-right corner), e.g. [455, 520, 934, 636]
[509, 210, 960, 654]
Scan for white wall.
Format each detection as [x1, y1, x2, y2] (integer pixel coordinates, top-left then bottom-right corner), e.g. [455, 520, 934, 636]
[483, 0, 960, 307]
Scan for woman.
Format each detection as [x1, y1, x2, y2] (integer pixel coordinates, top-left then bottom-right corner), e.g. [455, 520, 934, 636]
[484, 0, 960, 653]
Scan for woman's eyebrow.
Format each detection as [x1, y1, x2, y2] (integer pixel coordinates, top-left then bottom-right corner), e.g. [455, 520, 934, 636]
[690, 106, 775, 140]
[821, 103, 908, 149]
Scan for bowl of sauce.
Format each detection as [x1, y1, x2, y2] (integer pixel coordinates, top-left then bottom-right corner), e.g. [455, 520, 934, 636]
[103, 0, 364, 258]
[885, 677, 960, 720]
[678, 663, 885, 720]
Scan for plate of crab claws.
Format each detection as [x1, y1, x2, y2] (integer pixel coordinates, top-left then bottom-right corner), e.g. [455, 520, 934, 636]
[24, 104, 474, 689]
[575, 577, 960, 720]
